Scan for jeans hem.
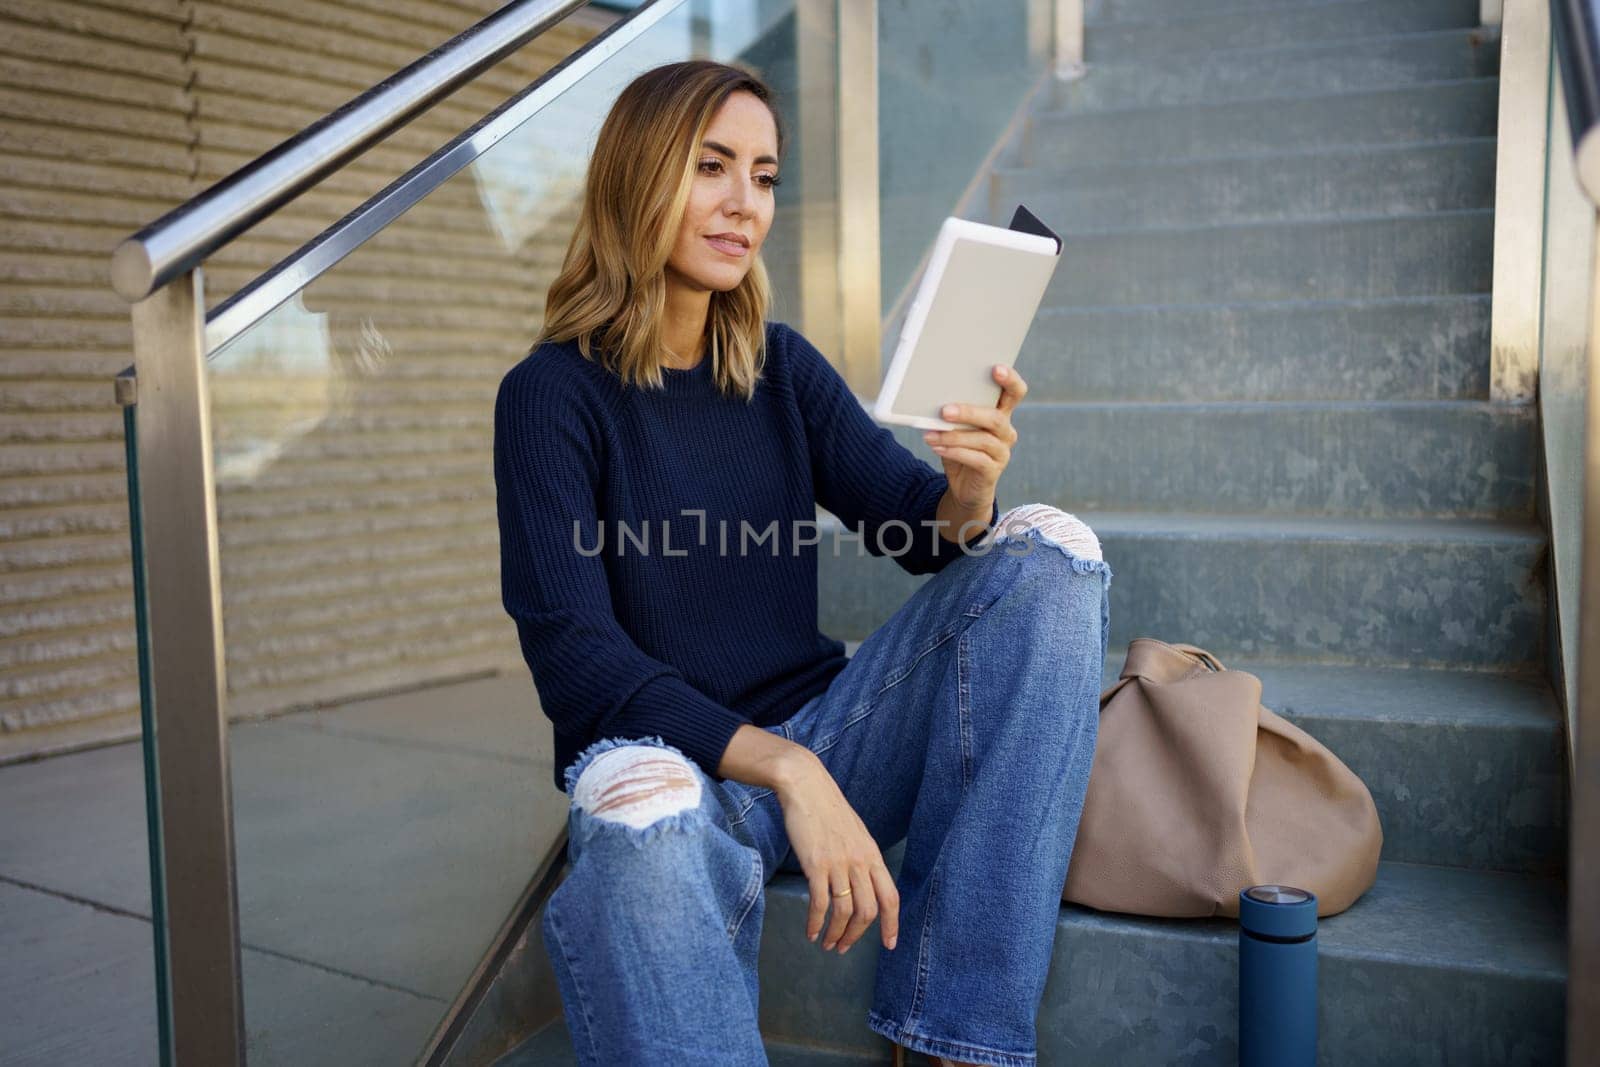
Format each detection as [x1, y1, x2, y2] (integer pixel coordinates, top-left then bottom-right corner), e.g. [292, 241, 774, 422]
[865, 1011, 1036, 1067]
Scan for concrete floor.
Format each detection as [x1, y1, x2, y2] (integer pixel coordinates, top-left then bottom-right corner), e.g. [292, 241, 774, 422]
[0, 673, 570, 1067]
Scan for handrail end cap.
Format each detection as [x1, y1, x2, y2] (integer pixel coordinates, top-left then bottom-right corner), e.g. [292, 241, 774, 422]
[111, 239, 155, 303]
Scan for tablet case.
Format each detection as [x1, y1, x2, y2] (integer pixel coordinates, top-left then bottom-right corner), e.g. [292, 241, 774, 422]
[872, 204, 1062, 431]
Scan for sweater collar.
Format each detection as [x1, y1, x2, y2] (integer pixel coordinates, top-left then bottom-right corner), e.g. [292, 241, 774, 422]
[659, 354, 715, 395]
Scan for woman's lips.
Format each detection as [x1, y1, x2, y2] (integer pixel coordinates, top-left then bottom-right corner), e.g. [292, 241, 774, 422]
[705, 235, 748, 257]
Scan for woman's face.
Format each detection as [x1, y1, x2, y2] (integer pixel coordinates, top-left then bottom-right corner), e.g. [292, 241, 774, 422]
[664, 90, 780, 296]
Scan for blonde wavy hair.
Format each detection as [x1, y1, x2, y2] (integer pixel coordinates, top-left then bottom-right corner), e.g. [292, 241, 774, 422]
[536, 60, 786, 400]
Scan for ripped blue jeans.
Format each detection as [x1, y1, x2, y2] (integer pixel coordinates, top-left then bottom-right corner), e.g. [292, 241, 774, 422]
[540, 504, 1112, 1067]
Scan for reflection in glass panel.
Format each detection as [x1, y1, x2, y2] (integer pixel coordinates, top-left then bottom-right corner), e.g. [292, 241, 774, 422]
[1538, 48, 1595, 753]
[201, 1, 829, 1060]
[878, 0, 1053, 318]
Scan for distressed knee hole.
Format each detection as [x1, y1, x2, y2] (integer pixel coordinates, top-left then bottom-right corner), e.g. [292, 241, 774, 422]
[572, 745, 702, 830]
[996, 502, 1102, 562]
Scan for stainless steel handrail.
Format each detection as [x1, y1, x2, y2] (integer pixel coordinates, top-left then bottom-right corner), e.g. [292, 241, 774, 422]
[203, 0, 688, 357]
[1488, 0, 1548, 404]
[109, 0, 589, 304]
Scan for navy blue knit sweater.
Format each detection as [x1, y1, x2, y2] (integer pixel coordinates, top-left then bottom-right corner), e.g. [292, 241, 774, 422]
[494, 320, 1000, 793]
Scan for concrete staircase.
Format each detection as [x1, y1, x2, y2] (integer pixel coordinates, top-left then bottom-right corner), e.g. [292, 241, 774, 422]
[501, 1, 1568, 1062]
[814, 0, 1568, 1061]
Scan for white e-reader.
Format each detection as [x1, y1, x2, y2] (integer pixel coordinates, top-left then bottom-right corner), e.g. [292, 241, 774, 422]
[872, 205, 1062, 431]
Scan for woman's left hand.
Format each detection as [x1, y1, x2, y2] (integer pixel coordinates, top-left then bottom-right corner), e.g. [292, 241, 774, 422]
[923, 363, 1026, 510]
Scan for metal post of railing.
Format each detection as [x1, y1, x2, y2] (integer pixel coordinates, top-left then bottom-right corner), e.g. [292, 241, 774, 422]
[836, 0, 881, 394]
[126, 268, 244, 1065]
[1055, 0, 1085, 80]
[1489, 0, 1550, 404]
[797, 0, 842, 362]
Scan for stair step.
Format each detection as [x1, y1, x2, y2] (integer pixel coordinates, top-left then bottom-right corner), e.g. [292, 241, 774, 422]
[1053, 27, 1498, 113]
[1094, 652, 1566, 874]
[755, 859, 1565, 1064]
[1088, 0, 1481, 59]
[1024, 78, 1498, 167]
[1089, 0, 1445, 22]
[1041, 211, 1491, 306]
[840, 634, 1565, 875]
[816, 512, 1545, 670]
[498, 1016, 887, 1065]
[993, 139, 1496, 230]
[1017, 296, 1490, 402]
[508, 857, 1566, 1063]
[886, 400, 1534, 520]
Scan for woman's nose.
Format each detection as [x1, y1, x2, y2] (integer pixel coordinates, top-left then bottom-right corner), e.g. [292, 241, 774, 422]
[724, 181, 754, 216]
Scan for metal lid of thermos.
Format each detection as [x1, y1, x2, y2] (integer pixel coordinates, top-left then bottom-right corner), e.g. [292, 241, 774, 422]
[1239, 884, 1319, 1067]
[1239, 884, 1318, 940]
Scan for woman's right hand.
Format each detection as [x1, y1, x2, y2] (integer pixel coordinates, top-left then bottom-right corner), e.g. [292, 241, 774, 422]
[774, 750, 900, 955]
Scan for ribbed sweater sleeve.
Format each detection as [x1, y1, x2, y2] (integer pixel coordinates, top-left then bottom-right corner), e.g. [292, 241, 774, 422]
[493, 358, 751, 783]
[782, 323, 999, 575]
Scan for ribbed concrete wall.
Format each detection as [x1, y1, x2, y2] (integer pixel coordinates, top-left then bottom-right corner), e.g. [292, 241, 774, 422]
[0, 0, 597, 759]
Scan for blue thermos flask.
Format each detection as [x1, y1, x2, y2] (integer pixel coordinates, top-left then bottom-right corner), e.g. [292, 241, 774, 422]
[1238, 884, 1318, 1067]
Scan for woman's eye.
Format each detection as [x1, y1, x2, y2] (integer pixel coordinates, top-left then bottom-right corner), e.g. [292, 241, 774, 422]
[697, 159, 779, 188]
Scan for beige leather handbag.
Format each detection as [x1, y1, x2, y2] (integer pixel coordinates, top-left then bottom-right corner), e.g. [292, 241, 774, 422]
[1061, 638, 1383, 919]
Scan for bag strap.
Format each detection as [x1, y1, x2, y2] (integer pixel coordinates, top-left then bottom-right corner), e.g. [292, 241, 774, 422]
[1123, 638, 1228, 676]
[1166, 642, 1226, 672]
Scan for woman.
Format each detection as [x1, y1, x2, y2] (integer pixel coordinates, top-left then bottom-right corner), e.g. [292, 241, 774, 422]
[493, 59, 1111, 1067]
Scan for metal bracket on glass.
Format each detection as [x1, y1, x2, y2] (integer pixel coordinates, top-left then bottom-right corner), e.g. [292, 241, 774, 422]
[114, 365, 137, 408]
